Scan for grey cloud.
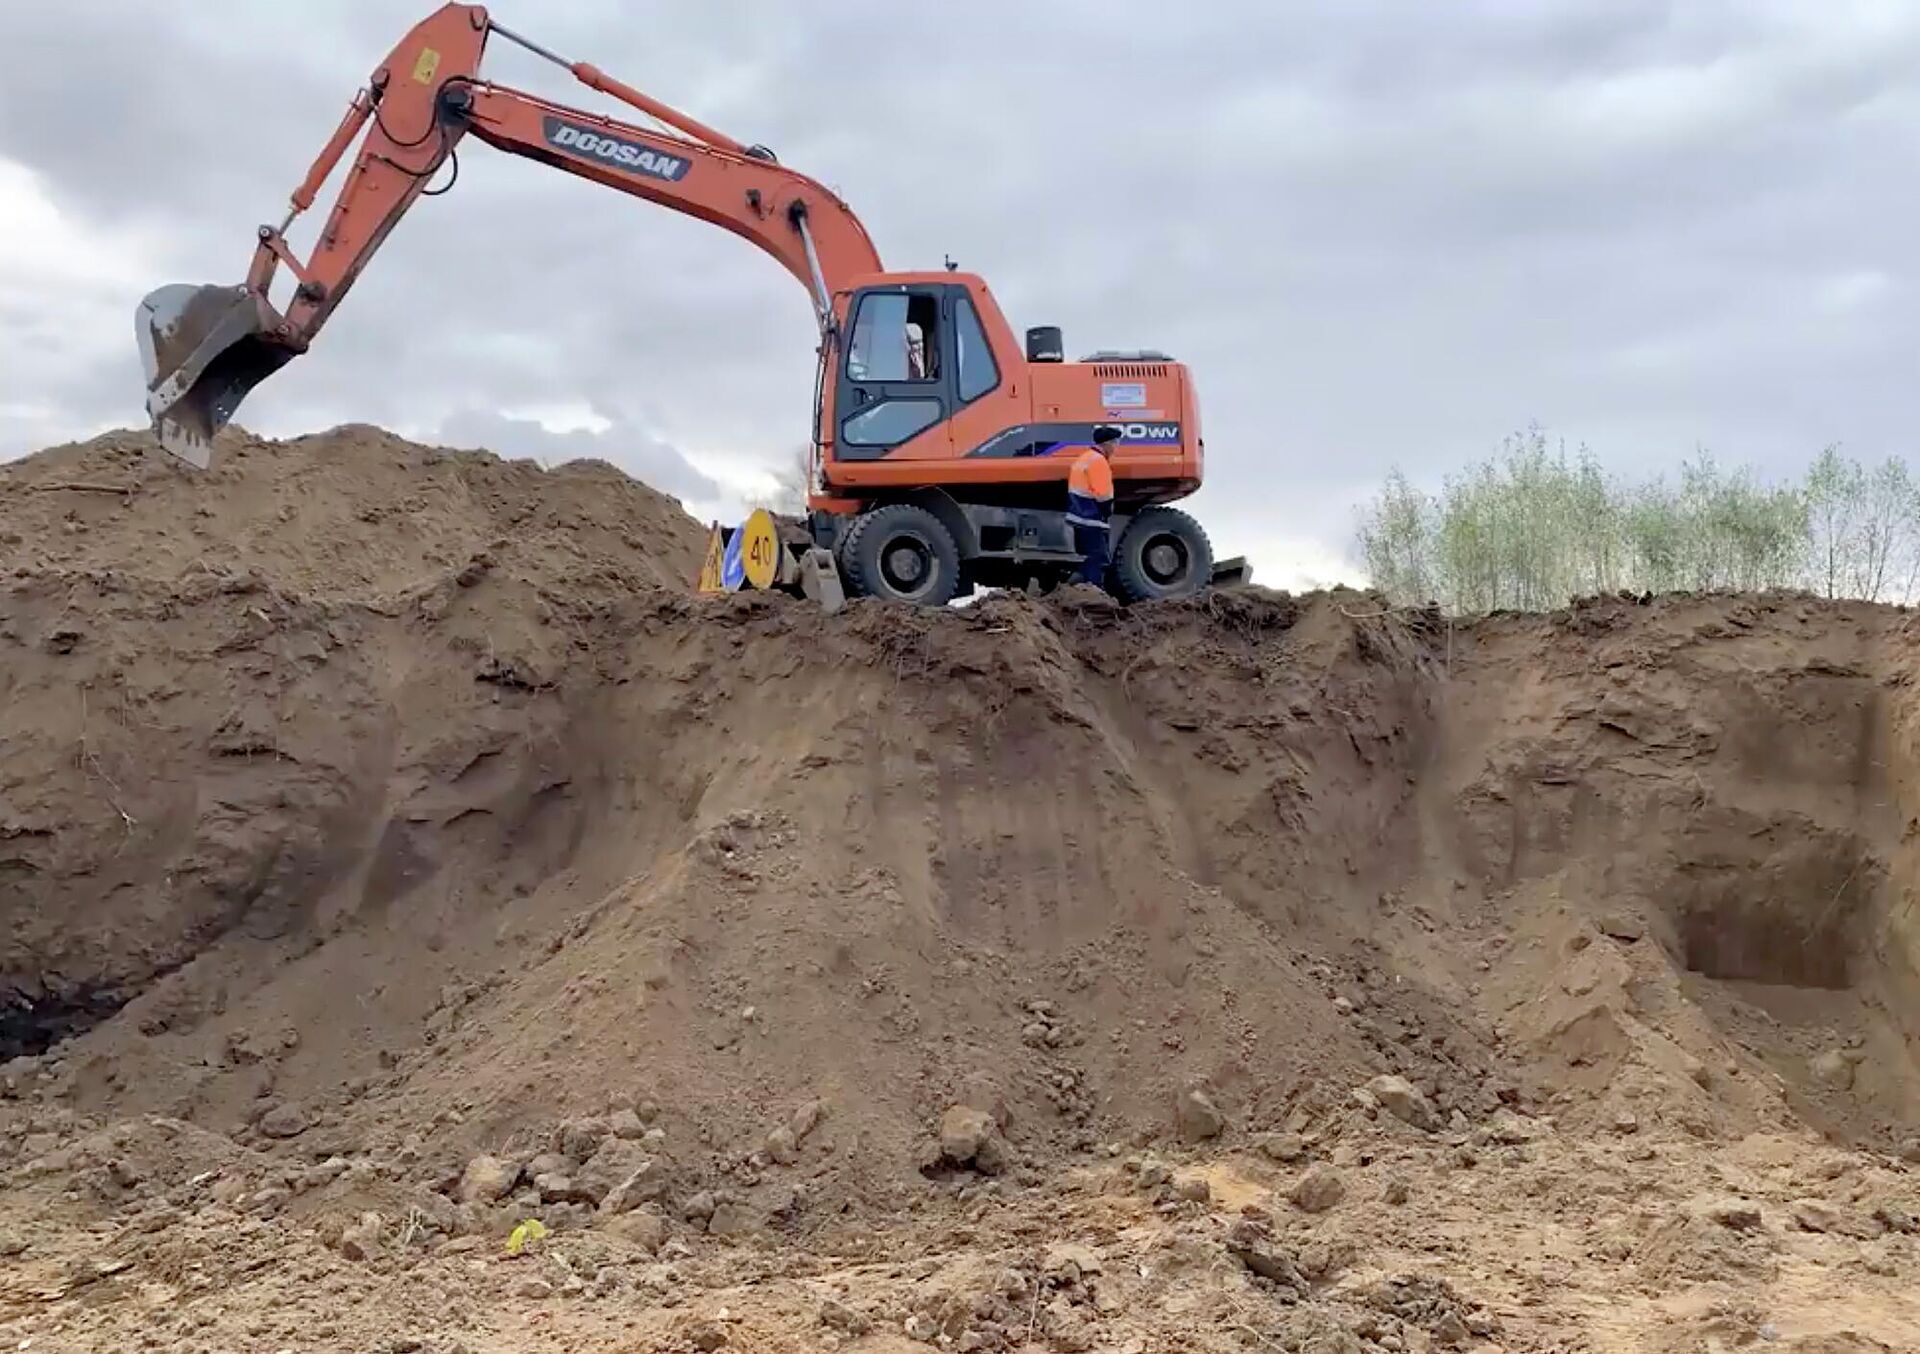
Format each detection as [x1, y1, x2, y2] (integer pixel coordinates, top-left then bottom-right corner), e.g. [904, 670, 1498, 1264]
[431, 408, 720, 505]
[3, 1, 1919, 585]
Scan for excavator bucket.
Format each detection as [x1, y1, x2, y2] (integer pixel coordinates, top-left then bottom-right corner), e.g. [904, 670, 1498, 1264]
[136, 283, 294, 467]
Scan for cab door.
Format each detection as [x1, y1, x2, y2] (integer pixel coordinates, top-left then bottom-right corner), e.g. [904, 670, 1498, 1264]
[834, 286, 954, 461]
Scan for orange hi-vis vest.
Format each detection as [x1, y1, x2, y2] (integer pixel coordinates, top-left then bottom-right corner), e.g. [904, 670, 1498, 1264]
[1067, 449, 1114, 526]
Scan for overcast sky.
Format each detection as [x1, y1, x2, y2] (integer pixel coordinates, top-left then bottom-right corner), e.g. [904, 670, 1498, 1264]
[3, 2, 1915, 588]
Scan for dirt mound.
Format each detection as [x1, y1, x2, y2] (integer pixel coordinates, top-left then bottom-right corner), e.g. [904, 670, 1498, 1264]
[4, 429, 1920, 1351]
[0, 425, 706, 1056]
[0, 423, 705, 599]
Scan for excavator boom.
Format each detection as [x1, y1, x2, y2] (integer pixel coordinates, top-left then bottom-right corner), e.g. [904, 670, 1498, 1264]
[138, 3, 881, 463]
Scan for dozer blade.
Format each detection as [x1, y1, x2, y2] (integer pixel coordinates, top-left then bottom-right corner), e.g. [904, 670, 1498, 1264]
[136, 283, 294, 468]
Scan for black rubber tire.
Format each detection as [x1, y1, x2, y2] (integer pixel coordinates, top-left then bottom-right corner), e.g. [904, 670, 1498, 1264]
[840, 504, 962, 606]
[1111, 507, 1214, 602]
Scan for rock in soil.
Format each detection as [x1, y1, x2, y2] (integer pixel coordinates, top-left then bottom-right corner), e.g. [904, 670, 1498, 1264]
[534, 1172, 596, 1205]
[603, 1210, 669, 1253]
[1175, 1086, 1227, 1141]
[554, 1117, 609, 1161]
[1365, 1074, 1437, 1131]
[1123, 1158, 1167, 1196]
[524, 1152, 574, 1180]
[939, 1105, 1009, 1173]
[1598, 913, 1645, 942]
[339, 1211, 384, 1261]
[1290, 1164, 1348, 1214]
[576, 1136, 651, 1202]
[1226, 1219, 1307, 1293]
[1258, 1132, 1308, 1163]
[257, 1102, 312, 1138]
[789, 1099, 826, 1144]
[1809, 1050, 1854, 1090]
[706, 1198, 756, 1236]
[599, 1163, 669, 1215]
[456, 1154, 517, 1205]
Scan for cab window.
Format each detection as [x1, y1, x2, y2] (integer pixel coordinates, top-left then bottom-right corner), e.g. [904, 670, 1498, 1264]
[846, 292, 941, 382]
[953, 296, 998, 402]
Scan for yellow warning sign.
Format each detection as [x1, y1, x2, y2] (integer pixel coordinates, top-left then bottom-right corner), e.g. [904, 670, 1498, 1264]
[740, 509, 780, 590]
[412, 46, 442, 85]
[695, 524, 727, 593]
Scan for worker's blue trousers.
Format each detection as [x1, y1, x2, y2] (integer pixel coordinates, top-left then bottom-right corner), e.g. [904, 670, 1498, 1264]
[1072, 521, 1110, 586]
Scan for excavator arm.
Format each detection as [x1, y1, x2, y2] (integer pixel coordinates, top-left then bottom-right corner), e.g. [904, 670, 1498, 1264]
[137, 3, 882, 466]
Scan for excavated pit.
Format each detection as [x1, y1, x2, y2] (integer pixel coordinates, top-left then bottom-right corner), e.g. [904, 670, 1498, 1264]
[1674, 842, 1876, 990]
[0, 989, 127, 1061]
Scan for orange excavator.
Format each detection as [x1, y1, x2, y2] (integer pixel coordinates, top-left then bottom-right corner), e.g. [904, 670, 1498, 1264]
[138, 5, 1246, 604]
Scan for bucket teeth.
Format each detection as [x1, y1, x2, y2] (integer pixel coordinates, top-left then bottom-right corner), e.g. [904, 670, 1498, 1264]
[153, 417, 215, 469]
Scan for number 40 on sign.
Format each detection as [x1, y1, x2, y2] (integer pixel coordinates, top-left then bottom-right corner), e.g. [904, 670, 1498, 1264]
[696, 508, 783, 593]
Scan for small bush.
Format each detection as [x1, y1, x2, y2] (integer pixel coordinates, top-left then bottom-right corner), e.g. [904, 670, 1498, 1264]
[1356, 428, 1917, 612]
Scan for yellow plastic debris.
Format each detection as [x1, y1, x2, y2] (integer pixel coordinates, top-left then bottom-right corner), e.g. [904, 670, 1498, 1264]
[504, 1218, 549, 1255]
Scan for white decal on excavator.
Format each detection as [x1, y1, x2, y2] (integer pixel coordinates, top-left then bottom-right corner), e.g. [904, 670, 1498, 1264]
[543, 119, 690, 182]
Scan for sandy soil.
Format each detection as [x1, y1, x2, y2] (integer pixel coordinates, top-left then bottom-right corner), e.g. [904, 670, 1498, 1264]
[1, 428, 1917, 1352]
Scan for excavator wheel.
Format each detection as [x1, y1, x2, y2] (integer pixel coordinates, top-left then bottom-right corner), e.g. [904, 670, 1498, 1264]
[840, 504, 962, 607]
[1111, 507, 1215, 603]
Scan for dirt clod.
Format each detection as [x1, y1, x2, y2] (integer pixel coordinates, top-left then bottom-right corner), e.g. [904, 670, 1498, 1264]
[1707, 1201, 1765, 1232]
[1173, 1172, 1212, 1203]
[1598, 913, 1645, 943]
[820, 1299, 871, 1335]
[1811, 1050, 1855, 1091]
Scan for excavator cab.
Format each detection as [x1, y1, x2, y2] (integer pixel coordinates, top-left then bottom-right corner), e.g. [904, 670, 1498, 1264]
[137, 283, 294, 467]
